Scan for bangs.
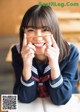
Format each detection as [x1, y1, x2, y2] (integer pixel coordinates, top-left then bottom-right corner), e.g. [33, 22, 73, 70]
[25, 12, 51, 31]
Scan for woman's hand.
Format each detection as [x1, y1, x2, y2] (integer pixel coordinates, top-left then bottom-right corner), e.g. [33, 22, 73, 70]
[21, 33, 36, 67]
[21, 33, 36, 80]
[45, 35, 60, 80]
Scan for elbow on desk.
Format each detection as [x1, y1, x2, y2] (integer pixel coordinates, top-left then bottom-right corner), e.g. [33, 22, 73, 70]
[51, 97, 71, 105]
[18, 95, 37, 103]
[13, 90, 37, 103]
[50, 92, 72, 105]
[19, 99, 33, 103]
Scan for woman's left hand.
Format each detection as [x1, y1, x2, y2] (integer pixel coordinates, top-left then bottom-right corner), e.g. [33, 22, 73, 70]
[45, 34, 60, 67]
[45, 34, 60, 79]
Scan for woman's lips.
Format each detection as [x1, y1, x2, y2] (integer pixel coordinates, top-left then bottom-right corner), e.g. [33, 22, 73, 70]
[33, 43, 45, 48]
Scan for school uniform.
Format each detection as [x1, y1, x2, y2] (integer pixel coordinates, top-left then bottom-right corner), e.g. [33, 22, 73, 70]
[11, 44, 79, 105]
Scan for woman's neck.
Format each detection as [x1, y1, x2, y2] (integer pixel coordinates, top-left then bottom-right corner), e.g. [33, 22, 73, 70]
[35, 54, 47, 61]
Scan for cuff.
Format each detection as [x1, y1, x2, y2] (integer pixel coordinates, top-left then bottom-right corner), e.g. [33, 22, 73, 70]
[49, 75, 63, 88]
[20, 75, 35, 87]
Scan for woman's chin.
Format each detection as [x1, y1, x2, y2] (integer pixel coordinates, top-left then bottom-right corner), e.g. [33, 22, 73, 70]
[35, 45, 46, 55]
[35, 53, 47, 61]
[35, 49, 45, 55]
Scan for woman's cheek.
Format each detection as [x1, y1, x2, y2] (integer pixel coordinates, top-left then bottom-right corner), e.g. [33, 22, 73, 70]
[44, 37, 52, 46]
[27, 37, 33, 43]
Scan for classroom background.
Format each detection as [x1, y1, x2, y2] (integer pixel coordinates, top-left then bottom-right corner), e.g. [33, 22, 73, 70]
[0, 0, 80, 96]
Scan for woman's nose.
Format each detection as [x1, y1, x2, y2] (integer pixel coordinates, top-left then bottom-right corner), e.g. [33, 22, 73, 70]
[33, 30, 43, 40]
[36, 30, 42, 36]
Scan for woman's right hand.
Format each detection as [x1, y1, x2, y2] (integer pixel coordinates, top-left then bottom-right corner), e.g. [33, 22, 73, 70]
[21, 33, 36, 80]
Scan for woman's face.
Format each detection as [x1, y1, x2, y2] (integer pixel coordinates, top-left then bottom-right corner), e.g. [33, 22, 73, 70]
[24, 26, 52, 56]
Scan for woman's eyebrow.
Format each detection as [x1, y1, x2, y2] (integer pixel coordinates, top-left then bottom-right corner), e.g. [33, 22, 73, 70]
[26, 26, 33, 28]
[42, 26, 49, 29]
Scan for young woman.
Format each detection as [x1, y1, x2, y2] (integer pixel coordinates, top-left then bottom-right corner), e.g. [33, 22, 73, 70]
[12, 5, 79, 105]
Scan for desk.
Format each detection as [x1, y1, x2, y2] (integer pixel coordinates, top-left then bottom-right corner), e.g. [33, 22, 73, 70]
[0, 95, 80, 112]
[0, 98, 43, 112]
[42, 95, 80, 112]
[7, 94, 80, 112]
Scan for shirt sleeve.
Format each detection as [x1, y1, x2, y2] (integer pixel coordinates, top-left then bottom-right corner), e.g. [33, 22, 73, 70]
[47, 45, 79, 105]
[11, 46, 37, 103]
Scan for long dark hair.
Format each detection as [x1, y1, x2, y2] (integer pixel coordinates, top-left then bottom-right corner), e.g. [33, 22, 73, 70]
[19, 5, 70, 62]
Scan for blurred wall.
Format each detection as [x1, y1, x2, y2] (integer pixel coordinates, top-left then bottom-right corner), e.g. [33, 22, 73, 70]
[0, 0, 80, 36]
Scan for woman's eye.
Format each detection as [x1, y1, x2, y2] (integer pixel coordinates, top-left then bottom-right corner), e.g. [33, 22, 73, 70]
[42, 28, 49, 32]
[27, 28, 35, 32]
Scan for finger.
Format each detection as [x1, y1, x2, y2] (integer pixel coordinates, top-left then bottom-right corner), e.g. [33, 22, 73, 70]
[29, 49, 35, 54]
[28, 42, 36, 51]
[27, 53, 35, 59]
[21, 48, 35, 56]
[45, 43, 50, 55]
[21, 46, 29, 54]
[23, 33, 27, 47]
[51, 34, 58, 48]
[46, 43, 49, 49]
[46, 43, 51, 49]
